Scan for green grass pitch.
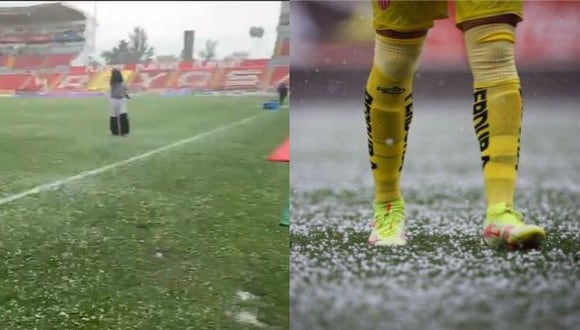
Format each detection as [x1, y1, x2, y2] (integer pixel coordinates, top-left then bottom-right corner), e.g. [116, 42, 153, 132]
[0, 94, 288, 329]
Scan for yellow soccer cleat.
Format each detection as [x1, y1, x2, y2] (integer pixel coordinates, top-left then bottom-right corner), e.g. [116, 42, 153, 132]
[368, 198, 407, 247]
[482, 202, 546, 249]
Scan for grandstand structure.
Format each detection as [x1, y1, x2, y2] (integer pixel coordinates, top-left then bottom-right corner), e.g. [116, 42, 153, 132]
[267, 1, 289, 88]
[0, 2, 289, 95]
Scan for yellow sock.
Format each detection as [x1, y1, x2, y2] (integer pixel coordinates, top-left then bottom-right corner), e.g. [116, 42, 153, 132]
[465, 24, 522, 207]
[365, 34, 425, 203]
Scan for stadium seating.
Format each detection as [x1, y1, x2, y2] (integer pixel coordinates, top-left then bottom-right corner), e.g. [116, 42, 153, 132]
[0, 53, 77, 70]
[217, 66, 267, 90]
[130, 70, 174, 91]
[12, 55, 46, 69]
[0, 74, 34, 91]
[0, 2, 290, 94]
[170, 68, 214, 90]
[270, 66, 289, 86]
[279, 39, 289, 56]
[240, 59, 269, 67]
[43, 54, 77, 67]
[87, 69, 134, 91]
[0, 60, 290, 93]
[43, 73, 65, 89]
[54, 71, 92, 91]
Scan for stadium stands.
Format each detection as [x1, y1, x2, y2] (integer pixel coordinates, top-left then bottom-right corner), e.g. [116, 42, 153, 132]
[42, 53, 77, 67]
[0, 3, 86, 70]
[270, 65, 290, 86]
[0, 61, 289, 93]
[131, 69, 174, 91]
[0, 2, 290, 94]
[0, 73, 31, 91]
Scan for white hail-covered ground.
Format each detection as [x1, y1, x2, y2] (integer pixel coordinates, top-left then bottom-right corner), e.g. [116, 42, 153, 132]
[290, 98, 580, 330]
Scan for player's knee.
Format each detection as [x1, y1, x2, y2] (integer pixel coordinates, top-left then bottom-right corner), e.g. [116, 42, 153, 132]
[465, 23, 519, 86]
[373, 33, 426, 81]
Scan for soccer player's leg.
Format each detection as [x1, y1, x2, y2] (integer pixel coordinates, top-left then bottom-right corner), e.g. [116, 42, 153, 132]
[366, 1, 444, 247]
[110, 116, 118, 136]
[110, 99, 120, 136]
[458, 2, 546, 248]
[119, 100, 130, 136]
[365, 33, 423, 247]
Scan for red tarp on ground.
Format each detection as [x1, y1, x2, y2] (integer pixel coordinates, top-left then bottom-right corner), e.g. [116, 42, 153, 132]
[268, 138, 289, 162]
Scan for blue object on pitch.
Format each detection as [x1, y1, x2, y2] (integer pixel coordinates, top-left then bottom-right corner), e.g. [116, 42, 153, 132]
[263, 100, 280, 111]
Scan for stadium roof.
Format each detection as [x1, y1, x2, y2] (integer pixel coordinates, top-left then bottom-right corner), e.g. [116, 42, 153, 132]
[0, 2, 85, 26]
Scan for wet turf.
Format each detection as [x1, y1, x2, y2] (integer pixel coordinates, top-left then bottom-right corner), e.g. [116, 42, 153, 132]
[0, 95, 289, 329]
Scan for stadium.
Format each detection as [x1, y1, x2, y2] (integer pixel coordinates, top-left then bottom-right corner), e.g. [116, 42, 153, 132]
[0, 3, 289, 95]
[291, 1, 580, 329]
[0, 1, 289, 328]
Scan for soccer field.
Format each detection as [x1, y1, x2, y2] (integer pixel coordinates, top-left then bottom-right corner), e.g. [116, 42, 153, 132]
[290, 97, 580, 330]
[0, 95, 289, 329]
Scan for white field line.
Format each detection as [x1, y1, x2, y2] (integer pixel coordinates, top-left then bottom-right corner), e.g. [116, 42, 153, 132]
[0, 113, 265, 206]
